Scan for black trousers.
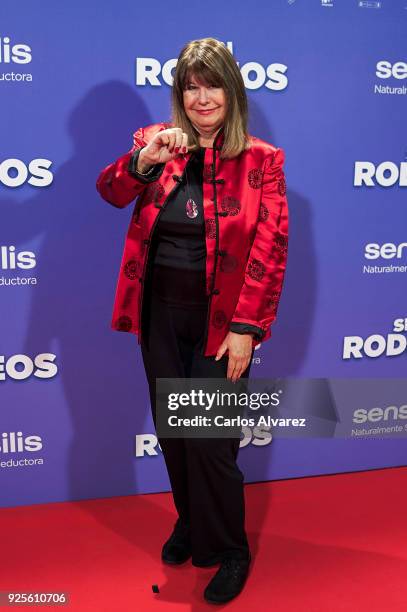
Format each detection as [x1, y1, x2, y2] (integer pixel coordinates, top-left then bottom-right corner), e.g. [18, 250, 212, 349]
[140, 263, 253, 566]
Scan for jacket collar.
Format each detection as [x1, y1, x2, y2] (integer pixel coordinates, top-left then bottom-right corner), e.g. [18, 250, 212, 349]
[213, 125, 225, 150]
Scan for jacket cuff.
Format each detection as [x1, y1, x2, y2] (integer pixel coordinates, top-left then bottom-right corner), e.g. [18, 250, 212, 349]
[229, 322, 265, 341]
[128, 148, 165, 183]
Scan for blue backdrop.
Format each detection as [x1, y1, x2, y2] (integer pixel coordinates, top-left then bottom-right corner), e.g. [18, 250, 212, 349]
[1, 0, 406, 508]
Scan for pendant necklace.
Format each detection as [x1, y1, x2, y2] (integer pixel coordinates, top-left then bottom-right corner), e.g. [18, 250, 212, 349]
[183, 151, 199, 219]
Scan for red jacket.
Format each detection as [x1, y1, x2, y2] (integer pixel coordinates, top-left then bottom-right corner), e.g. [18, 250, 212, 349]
[96, 122, 288, 356]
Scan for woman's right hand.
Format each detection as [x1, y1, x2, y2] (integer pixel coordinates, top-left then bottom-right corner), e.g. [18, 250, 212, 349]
[136, 127, 190, 172]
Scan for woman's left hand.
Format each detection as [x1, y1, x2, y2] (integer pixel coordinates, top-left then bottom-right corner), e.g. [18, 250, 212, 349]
[215, 332, 253, 383]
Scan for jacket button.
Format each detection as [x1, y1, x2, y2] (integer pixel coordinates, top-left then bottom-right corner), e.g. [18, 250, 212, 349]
[143, 239, 150, 244]
[212, 288, 220, 295]
[138, 278, 143, 283]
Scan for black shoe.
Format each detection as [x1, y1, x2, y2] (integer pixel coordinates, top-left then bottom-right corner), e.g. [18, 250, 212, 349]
[203, 553, 251, 604]
[161, 519, 192, 565]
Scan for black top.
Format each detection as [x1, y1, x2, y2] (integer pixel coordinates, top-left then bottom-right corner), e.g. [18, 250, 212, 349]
[151, 146, 206, 271]
[128, 146, 265, 340]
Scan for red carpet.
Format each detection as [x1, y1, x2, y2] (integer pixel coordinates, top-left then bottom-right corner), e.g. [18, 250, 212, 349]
[1, 467, 406, 611]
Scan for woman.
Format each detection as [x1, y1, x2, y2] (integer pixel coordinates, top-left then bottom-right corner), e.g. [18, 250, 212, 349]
[96, 37, 288, 605]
